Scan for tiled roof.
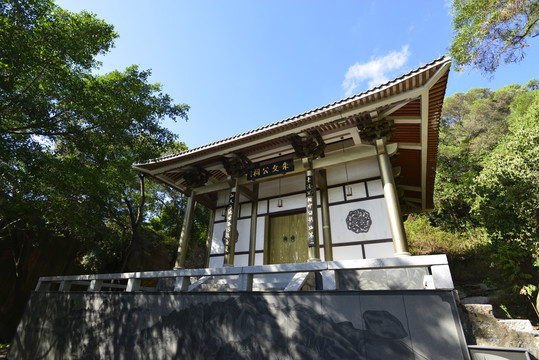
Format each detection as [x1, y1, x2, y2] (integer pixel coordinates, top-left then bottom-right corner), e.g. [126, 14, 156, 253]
[133, 55, 452, 212]
[134, 55, 450, 167]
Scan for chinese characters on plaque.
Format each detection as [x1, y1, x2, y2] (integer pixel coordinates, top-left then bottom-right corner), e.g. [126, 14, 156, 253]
[246, 159, 294, 181]
[305, 174, 316, 248]
[223, 191, 236, 254]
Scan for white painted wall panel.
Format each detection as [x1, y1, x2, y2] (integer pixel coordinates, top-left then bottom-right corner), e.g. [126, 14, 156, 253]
[208, 256, 224, 268]
[364, 242, 395, 259]
[211, 222, 226, 254]
[258, 200, 268, 214]
[344, 183, 367, 201]
[329, 198, 391, 244]
[234, 254, 249, 267]
[234, 219, 251, 252]
[326, 157, 380, 186]
[332, 245, 364, 261]
[216, 190, 228, 207]
[254, 253, 264, 265]
[328, 186, 344, 203]
[347, 157, 380, 181]
[256, 217, 265, 251]
[240, 202, 252, 217]
[268, 193, 305, 213]
[213, 209, 224, 222]
[367, 179, 384, 196]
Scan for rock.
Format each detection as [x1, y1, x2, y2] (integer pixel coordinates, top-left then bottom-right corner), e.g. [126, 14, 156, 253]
[498, 319, 535, 334]
[464, 304, 493, 316]
[461, 302, 539, 358]
[461, 296, 490, 305]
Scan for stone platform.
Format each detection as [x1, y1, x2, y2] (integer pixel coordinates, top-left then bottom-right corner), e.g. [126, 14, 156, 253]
[10, 290, 469, 359]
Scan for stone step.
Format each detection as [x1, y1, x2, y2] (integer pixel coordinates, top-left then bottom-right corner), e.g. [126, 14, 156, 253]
[462, 303, 539, 358]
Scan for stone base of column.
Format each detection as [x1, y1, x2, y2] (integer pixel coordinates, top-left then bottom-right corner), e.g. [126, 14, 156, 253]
[394, 251, 411, 257]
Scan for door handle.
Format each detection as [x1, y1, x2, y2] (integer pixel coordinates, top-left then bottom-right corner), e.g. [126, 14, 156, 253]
[283, 236, 288, 241]
[291, 235, 295, 241]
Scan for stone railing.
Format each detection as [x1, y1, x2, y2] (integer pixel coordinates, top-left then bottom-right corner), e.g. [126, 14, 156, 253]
[35, 254, 453, 293]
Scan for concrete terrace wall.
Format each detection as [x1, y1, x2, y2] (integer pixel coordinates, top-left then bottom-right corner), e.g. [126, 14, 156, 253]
[10, 290, 469, 359]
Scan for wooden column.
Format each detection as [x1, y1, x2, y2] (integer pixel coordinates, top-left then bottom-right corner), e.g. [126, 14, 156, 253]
[248, 183, 259, 266]
[376, 138, 410, 256]
[318, 169, 333, 261]
[175, 191, 196, 268]
[223, 178, 240, 266]
[204, 208, 216, 268]
[305, 167, 320, 260]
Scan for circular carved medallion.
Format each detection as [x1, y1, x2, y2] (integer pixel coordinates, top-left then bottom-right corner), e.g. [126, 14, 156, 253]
[346, 209, 372, 233]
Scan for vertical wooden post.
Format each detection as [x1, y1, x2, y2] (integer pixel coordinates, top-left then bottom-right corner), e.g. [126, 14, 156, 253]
[305, 168, 320, 260]
[376, 138, 410, 256]
[223, 178, 240, 266]
[319, 169, 333, 261]
[248, 183, 259, 266]
[204, 208, 216, 268]
[175, 191, 196, 269]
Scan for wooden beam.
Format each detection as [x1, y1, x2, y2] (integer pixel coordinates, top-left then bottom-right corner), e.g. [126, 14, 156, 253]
[238, 184, 257, 202]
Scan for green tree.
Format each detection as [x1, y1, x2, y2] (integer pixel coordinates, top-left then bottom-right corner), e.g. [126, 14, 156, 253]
[471, 90, 539, 285]
[434, 84, 524, 229]
[0, 0, 190, 340]
[450, 0, 539, 73]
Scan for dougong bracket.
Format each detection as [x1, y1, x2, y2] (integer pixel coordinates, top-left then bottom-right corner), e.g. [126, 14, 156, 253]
[222, 153, 252, 178]
[291, 131, 326, 161]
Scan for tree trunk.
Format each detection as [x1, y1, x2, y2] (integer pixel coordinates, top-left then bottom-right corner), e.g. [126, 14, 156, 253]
[120, 174, 145, 272]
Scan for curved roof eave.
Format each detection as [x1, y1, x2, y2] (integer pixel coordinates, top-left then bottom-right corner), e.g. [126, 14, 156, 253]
[134, 55, 451, 172]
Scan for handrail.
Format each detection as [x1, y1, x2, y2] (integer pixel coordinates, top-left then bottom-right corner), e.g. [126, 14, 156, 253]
[35, 254, 453, 293]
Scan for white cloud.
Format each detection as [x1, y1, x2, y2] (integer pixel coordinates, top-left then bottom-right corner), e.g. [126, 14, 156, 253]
[342, 45, 411, 97]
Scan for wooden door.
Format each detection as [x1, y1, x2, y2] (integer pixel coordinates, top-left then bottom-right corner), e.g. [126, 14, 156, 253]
[268, 212, 308, 264]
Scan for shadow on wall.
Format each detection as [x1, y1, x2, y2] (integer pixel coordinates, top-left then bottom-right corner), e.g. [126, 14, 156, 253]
[10, 291, 467, 359]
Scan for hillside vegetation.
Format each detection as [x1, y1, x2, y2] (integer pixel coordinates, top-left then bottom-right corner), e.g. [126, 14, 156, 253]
[406, 80, 539, 322]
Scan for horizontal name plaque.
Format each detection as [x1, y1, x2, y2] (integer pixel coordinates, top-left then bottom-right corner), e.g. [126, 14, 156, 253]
[246, 159, 294, 181]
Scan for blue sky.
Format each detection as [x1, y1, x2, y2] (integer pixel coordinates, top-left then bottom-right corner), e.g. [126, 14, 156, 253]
[56, 0, 539, 150]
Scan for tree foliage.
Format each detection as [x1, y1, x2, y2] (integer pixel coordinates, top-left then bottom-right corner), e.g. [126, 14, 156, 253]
[450, 0, 539, 73]
[425, 80, 539, 317]
[434, 84, 525, 228]
[471, 91, 539, 284]
[0, 0, 210, 340]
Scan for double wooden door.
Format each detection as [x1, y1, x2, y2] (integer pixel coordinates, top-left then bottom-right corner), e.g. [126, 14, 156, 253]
[268, 212, 308, 264]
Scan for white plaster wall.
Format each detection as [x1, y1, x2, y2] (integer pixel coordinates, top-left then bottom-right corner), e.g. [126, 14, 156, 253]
[328, 186, 345, 203]
[254, 253, 264, 265]
[240, 202, 252, 217]
[234, 218, 251, 252]
[344, 183, 368, 201]
[326, 157, 380, 186]
[367, 179, 384, 196]
[234, 254, 249, 267]
[255, 217, 265, 251]
[258, 200, 268, 214]
[268, 193, 306, 213]
[332, 245, 365, 261]
[208, 255, 224, 268]
[211, 222, 226, 254]
[210, 219, 250, 255]
[258, 174, 304, 198]
[215, 190, 229, 207]
[329, 198, 392, 244]
[208, 159, 393, 265]
[364, 242, 395, 259]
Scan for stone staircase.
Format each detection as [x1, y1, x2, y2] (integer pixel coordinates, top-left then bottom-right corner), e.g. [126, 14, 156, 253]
[457, 283, 539, 359]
